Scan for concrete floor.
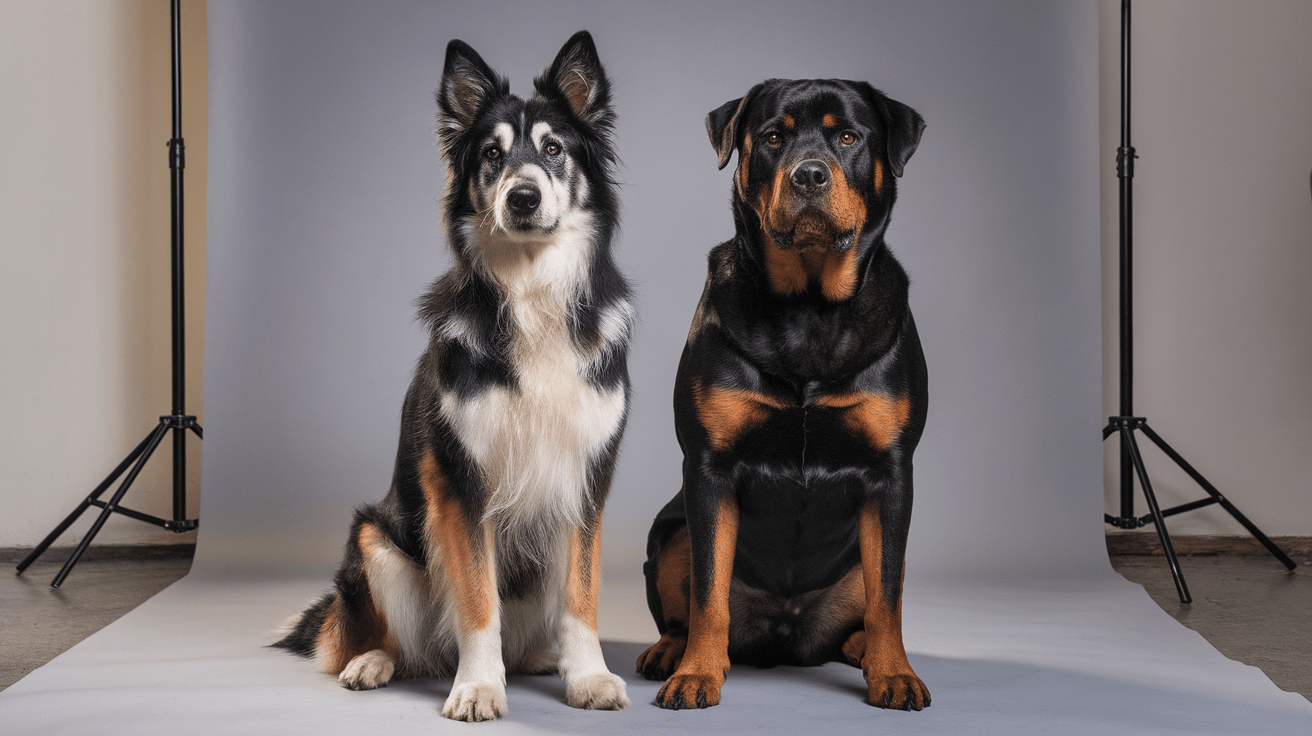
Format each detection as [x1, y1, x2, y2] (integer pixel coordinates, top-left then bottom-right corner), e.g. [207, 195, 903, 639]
[2, 550, 1309, 703]
[2, 552, 192, 691]
[1109, 553, 1312, 701]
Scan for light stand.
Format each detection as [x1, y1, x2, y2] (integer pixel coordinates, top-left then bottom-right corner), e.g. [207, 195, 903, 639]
[17, 0, 201, 588]
[1104, 0, 1295, 604]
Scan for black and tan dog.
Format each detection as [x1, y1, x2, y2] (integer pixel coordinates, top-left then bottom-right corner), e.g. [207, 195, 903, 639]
[637, 79, 929, 712]
[274, 32, 633, 721]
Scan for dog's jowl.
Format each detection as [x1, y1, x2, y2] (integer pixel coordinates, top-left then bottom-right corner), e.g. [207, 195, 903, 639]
[638, 79, 930, 712]
[273, 31, 633, 722]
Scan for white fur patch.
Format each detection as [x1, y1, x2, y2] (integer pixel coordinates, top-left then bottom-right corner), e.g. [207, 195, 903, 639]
[557, 612, 629, 710]
[444, 627, 507, 721]
[531, 122, 553, 151]
[492, 122, 514, 153]
[338, 649, 396, 690]
[360, 531, 431, 667]
[442, 212, 625, 536]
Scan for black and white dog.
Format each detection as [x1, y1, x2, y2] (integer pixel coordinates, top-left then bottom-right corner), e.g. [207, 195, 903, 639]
[274, 31, 633, 722]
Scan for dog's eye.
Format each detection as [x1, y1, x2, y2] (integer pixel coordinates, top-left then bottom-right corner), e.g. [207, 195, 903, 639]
[839, 131, 858, 146]
[485, 146, 501, 160]
[765, 132, 782, 147]
[544, 142, 561, 156]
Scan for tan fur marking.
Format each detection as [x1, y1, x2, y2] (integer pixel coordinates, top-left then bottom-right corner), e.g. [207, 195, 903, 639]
[317, 598, 347, 672]
[419, 450, 492, 631]
[692, 380, 788, 451]
[873, 158, 884, 197]
[815, 392, 911, 450]
[762, 242, 809, 295]
[654, 529, 692, 628]
[738, 132, 752, 193]
[819, 247, 859, 302]
[566, 518, 602, 629]
[782, 113, 795, 129]
[822, 113, 837, 128]
[825, 163, 867, 234]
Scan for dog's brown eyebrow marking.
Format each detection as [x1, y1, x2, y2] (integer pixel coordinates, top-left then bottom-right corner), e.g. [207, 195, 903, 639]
[822, 113, 838, 128]
[691, 379, 789, 451]
[813, 392, 911, 450]
[782, 113, 795, 129]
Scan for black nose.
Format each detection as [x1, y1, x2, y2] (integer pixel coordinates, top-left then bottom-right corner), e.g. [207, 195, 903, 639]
[790, 160, 831, 196]
[507, 186, 541, 215]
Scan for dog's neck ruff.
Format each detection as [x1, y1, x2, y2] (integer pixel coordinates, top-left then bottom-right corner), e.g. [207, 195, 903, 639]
[441, 210, 624, 541]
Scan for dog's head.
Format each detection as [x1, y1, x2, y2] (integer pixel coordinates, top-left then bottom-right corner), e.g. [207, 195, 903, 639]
[708, 80, 924, 299]
[437, 31, 616, 245]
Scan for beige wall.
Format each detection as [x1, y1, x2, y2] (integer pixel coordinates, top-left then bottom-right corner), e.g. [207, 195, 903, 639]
[0, 0, 205, 548]
[1101, 0, 1312, 536]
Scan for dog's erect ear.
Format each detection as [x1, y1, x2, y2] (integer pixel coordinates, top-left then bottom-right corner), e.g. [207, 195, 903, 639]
[536, 30, 613, 128]
[863, 85, 925, 178]
[437, 39, 508, 139]
[706, 88, 757, 170]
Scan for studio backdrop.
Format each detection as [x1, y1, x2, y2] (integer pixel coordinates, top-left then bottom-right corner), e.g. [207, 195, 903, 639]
[201, 0, 1103, 584]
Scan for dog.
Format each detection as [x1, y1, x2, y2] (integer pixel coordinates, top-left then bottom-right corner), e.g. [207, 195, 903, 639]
[636, 79, 929, 712]
[273, 31, 633, 722]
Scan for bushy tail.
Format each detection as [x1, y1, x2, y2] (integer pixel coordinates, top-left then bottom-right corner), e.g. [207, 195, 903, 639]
[271, 592, 336, 657]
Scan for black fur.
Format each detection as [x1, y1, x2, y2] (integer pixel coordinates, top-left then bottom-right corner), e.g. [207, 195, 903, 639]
[641, 79, 930, 710]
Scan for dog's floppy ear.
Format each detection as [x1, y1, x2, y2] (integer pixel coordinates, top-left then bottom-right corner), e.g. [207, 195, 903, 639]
[437, 40, 508, 141]
[863, 85, 925, 178]
[536, 30, 613, 129]
[706, 87, 759, 170]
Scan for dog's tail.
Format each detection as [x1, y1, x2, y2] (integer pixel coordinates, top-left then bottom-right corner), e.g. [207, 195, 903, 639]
[270, 592, 336, 657]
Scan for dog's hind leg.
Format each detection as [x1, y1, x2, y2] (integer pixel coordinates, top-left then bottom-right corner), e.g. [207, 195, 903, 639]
[308, 520, 409, 691]
[556, 517, 629, 710]
[636, 526, 691, 680]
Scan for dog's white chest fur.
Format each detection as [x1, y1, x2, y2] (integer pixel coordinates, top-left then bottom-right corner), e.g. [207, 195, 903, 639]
[439, 220, 627, 531]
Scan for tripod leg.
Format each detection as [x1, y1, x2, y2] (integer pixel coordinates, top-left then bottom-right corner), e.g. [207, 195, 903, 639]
[50, 420, 170, 588]
[1138, 423, 1297, 571]
[16, 429, 158, 574]
[1121, 424, 1192, 604]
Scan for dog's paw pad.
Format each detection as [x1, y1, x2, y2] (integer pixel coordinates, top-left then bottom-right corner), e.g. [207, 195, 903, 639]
[337, 649, 395, 691]
[654, 670, 723, 710]
[566, 672, 630, 710]
[442, 681, 508, 722]
[865, 673, 931, 711]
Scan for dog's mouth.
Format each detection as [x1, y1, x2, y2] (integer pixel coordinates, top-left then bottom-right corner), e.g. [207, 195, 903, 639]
[767, 210, 858, 252]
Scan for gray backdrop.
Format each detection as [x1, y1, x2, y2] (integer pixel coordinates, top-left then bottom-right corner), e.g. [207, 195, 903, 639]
[201, 0, 1104, 583]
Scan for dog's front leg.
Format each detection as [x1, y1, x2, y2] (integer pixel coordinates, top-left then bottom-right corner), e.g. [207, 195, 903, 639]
[556, 519, 629, 710]
[655, 492, 737, 709]
[852, 496, 930, 711]
[438, 516, 507, 722]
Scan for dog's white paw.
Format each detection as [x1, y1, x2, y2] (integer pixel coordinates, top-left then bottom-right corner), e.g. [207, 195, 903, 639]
[442, 681, 508, 722]
[565, 671, 630, 710]
[337, 649, 395, 691]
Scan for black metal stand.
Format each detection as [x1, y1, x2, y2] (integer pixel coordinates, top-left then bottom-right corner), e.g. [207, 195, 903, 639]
[1103, 0, 1294, 604]
[16, 0, 200, 588]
